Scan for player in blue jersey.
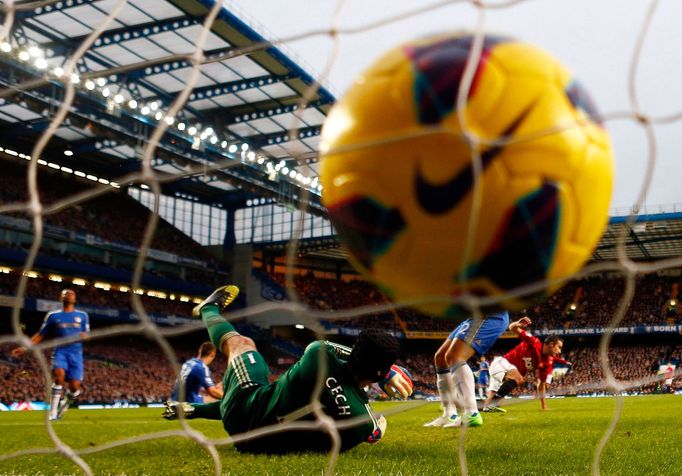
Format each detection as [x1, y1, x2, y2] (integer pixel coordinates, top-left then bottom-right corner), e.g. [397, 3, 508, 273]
[172, 342, 223, 403]
[423, 313, 529, 428]
[477, 355, 490, 400]
[12, 289, 90, 420]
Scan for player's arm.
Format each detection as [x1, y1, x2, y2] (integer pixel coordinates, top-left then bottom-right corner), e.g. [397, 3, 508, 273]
[205, 385, 223, 399]
[80, 312, 91, 340]
[321, 340, 413, 399]
[366, 414, 387, 444]
[511, 318, 545, 366]
[294, 343, 391, 447]
[321, 341, 353, 361]
[508, 317, 532, 336]
[11, 312, 53, 357]
[537, 380, 548, 410]
[201, 368, 223, 399]
[204, 378, 223, 399]
[11, 332, 45, 357]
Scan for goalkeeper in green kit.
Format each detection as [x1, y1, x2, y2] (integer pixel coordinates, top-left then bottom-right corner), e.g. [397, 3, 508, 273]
[163, 285, 414, 453]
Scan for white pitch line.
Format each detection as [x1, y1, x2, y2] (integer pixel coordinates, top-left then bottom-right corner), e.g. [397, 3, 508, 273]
[0, 420, 167, 426]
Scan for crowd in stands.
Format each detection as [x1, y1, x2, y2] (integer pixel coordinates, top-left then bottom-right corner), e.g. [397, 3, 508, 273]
[1, 337, 679, 404]
[0, 339, 227, 405]
[396, 352, 435, 395]
[268, 271, 681, 333]
[272, 272, 404, 333]
[554, 345, 682, 396]
[518, 274, 680, 329]
[0, 272, 196, 317]
[0, 234, 225, 285]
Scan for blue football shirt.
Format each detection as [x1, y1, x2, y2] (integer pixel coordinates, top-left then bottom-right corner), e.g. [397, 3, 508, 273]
[38, 310, 90, 352]
[172, 357, 216, 403]
[479, 360, 490, 378]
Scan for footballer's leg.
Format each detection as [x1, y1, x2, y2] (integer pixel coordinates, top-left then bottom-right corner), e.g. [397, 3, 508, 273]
[49, 355, 67, 421]
[57, 354, 83, 419]
[193, 284, 241, 351]
[424, 338, 460, 427]
[217, 336, 272, 449]
[481, 360, 504, 411]
[482, 357, 520, 413]
[192, 284, 274, 445]
[164, 400, 221, 420]
[444, 314, 509, 427]
[487, 370, 522, 410]
[445, 338, 481, 427]
[57, 379, 81, 419]
[193, 285, 264, 367]
[481, 389, 495, 409]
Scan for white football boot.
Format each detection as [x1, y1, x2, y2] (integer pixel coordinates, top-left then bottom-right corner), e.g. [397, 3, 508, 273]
[423, 413, 458, 427]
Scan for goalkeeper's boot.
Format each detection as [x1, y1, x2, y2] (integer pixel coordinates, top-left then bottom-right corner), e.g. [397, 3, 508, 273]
[192, 285, 240, 318]
[466, 412, 483, 427]
[162, 401, 196, 420]
[442, 416, 463, 428]
[483, 404, 507, 413]
[423, 414, 456, 427]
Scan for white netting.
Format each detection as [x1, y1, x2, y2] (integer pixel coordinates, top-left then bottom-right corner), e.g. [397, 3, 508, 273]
[0, 0, 680, 475]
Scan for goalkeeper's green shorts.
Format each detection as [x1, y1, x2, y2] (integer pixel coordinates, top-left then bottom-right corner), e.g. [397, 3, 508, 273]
[222, 350, 270, 403]
[219, 350, 332, 454]
[220, 351, 270, 433]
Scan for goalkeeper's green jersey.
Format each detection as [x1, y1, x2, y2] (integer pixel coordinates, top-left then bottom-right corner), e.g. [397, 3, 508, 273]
[220, 340, 383, 453]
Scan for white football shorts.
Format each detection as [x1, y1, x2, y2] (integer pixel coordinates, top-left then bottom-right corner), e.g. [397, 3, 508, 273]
[488, 356, 518, 393]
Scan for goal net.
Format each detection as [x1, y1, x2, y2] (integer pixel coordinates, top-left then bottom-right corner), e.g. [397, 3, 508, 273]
[0, 0, 680, 475]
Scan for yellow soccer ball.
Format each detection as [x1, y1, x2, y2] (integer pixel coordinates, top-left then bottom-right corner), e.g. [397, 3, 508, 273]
[320, 33, 614, 318]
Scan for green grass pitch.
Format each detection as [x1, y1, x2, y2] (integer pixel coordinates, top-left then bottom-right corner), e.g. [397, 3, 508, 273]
[0, 395, 680, 475]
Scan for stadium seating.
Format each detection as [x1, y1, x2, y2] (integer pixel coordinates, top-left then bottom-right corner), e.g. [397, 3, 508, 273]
[265, 271, 680, 332]
[0, 272, 196, 317]
[0, 159, 211, 259]
[2, 339, 679, 404]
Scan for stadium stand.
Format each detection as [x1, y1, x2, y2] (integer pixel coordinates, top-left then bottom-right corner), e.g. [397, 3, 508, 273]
[0, 338, 225, 404]
[519, 274, 680, 329]
[0, 272, 196, 318]
[0, 159, 212, 259]
[1, 162, 681, 405]
[266, 271, 681, 333]
[0, 158, 229, 291]
[1, 338, 680, 404]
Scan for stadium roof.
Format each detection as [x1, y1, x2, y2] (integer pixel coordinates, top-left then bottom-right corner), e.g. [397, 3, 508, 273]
[0, 0, 331, 213]
[5, 1, 682, 265]
[596, 211, 682, 261]
[282, 210, 682, 264]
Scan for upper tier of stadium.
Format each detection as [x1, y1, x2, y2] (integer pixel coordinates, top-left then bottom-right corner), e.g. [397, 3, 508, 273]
[2, 0, 682, 262]
[0, 0, 332, 214]
[2, 1, 682, 338]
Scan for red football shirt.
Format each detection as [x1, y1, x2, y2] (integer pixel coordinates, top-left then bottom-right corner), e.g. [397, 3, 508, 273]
[503, 330, 560, 381]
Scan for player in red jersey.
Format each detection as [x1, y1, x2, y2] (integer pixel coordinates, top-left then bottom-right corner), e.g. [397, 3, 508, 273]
[482, 318, 570, 412]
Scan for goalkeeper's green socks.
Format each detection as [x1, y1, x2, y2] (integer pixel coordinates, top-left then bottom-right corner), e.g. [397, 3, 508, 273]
[200, 304, 238, 350]
[191, 401, 222, 420]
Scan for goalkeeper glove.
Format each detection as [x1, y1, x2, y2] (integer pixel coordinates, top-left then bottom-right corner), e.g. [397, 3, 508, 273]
[162, 401, 196, 420]
[367, 415, 387, 444]
[379, 365, 414, 399]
